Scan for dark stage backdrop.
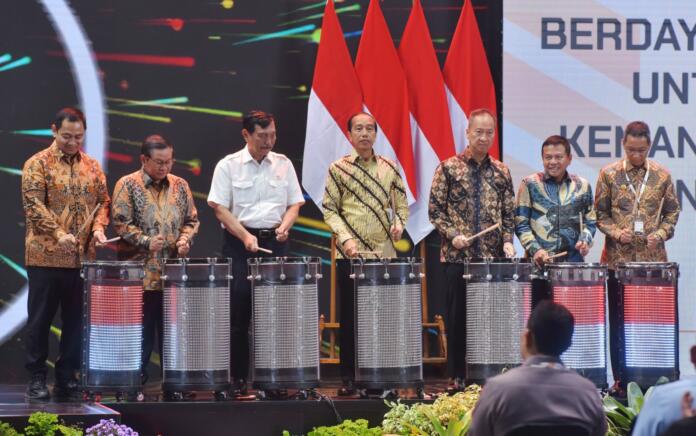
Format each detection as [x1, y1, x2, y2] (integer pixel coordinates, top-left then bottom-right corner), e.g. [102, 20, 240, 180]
[0, 0, 501, 383]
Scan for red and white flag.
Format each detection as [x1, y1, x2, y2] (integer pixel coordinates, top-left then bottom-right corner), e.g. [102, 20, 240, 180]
[355, 0, 416, 203]
[399, 0, 457, 243]
[444, 0, 499, 158]
[302, 0, 363, 209]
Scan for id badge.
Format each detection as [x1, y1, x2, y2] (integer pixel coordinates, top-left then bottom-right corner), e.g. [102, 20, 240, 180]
[634, 220, 644, 234]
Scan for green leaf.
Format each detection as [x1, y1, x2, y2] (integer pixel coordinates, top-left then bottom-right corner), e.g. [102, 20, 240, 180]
[606, 410, 632, 430]
[627, 382, 644, 411]
[655, 376, 670, 385]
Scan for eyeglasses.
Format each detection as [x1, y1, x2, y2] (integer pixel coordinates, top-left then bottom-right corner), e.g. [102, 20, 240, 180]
[148, 158, 174, 167]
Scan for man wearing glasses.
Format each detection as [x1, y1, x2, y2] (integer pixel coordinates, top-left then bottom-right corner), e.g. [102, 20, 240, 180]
[595, 120, 680, 393]
[111, 134, 200, 389]
[429, 108, 516, 392]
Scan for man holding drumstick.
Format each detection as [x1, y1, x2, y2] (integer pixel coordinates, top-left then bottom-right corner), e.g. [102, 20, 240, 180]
[208, 110, 304, 397]
[515, 135, 596, 302]
[322, 112, 409, 396]
[428, 108, 516, 392]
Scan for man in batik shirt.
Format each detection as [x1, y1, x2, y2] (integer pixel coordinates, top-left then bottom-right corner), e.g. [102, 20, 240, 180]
[595, 121, 680, 392]
[112, 135, 199, 384]
[515, 135, 597, 301]
[322, 112, 409, 396]
[428, 108, 516, 391]
[22, 107, 110, 400]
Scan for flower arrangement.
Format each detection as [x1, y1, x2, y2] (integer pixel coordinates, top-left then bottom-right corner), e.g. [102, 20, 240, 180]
[84, 419, 138, 436]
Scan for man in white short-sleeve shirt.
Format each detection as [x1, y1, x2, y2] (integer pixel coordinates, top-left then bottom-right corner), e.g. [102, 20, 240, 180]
[208, 110, 304, 397]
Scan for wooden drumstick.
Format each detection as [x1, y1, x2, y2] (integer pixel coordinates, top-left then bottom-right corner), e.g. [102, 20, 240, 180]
[547, 251, 568, 261]
[257, 247, 273, 254]
[77, 203, 102, 236]
[102, 236, 121, 244]
[655, 197, 665, 227]
[579, 212, 584, 235]
[464, 223, 500, 243]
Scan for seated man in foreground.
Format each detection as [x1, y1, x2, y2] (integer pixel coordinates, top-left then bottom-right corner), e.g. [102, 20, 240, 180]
[469, 301, 606, 436]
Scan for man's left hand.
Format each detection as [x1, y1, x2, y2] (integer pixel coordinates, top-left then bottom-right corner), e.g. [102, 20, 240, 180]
[390, 224, 403, 242]
[176, 238, 190, 257]
[647, 233, 662, 250]
[275, 227, 289, 242]
[93, 230, 107, 246]
[503, 242, 516, 258]
[575, 240, 590, 257]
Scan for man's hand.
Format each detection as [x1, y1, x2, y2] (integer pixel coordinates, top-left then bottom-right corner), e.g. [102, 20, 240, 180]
[148, 235, 166, 253]
[390, 224, 403, 242]
[58, 233, 77, 251]
[275, 226, 289, 242]
[647, 233, 662, 250]
[342, 239, 358, 258]
[243, 233, 259, 252]
[503, 242, 516, 258]
[617, 228, 634, 244]
[176, 238, 190, 257]
[533, 249, 550, 267]
[452, 235, 471, 250]
[93, 230, 107, 246]
[575, 241, 590, 257]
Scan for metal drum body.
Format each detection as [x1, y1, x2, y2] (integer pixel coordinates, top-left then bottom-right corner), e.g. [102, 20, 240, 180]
[617, 262, 679, 386]
[464, 258, 532, 384]
[248, 257, 321, 390]
[545, 263, 607, 387]
[162, 258, 231, 391]
[351, 258, 423, 389]
[81, 261, 144, 391]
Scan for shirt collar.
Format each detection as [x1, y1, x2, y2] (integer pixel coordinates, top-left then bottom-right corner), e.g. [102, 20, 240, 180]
[50, 142, 82, 163]
[523, 354, 564, 367]
[350, 148, 376, 163]
[625, 159, 647, 172]
[242, 144, 273, 165]
[542, 170, 570, 183]
[141, 169, 170, 188]
[462, 146, 489, 166]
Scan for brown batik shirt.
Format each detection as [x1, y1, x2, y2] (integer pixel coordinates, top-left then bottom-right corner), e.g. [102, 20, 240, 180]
[22, 143, 110, 268]
[595, 159, 680, 270]
[112, 170, 199, 290]
[429, 147, 516, 263]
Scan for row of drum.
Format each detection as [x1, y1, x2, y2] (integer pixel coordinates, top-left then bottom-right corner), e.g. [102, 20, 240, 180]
[80, 257, 679, 397]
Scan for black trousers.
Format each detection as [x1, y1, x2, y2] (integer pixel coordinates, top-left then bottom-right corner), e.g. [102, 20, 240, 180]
[607, 270, 625, 385]
[336, 260, 354, 380]
[444, 263, 467, 379]
[222, 229, 287, 381]
[141, 291, 163, 381]
[25, 266, 83, 383]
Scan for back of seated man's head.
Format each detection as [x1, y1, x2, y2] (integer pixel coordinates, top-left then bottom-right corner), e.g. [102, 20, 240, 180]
[525, 301, 575, 358]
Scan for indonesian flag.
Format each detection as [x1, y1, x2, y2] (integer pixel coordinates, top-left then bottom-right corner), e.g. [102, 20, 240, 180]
[302, 0, 363, 209]
[398, 0, 457, 243]
[444, 0, 499, 158]
[355, 0, 417, 203]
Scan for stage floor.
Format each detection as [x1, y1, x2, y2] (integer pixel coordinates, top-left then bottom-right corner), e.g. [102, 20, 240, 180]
[0, 380, 446, 435]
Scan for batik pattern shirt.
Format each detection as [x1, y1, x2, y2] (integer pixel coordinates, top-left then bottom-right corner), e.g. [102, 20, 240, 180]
[112, 170, 199, 290]
[595, 159, 680, 269]
[429, 148, 516, 263]
[322, 150, 409, 259]
[515, 172, 597, 261]
[22, 143, 110, 268]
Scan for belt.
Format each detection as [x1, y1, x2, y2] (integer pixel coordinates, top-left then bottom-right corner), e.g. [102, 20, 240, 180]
[245, 227, 276, 239]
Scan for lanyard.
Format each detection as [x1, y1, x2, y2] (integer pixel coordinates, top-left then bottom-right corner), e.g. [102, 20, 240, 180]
[623, 159, 650, 207]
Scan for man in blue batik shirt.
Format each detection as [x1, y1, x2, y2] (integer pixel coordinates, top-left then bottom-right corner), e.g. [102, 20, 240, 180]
[515, 135, 597, 268]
